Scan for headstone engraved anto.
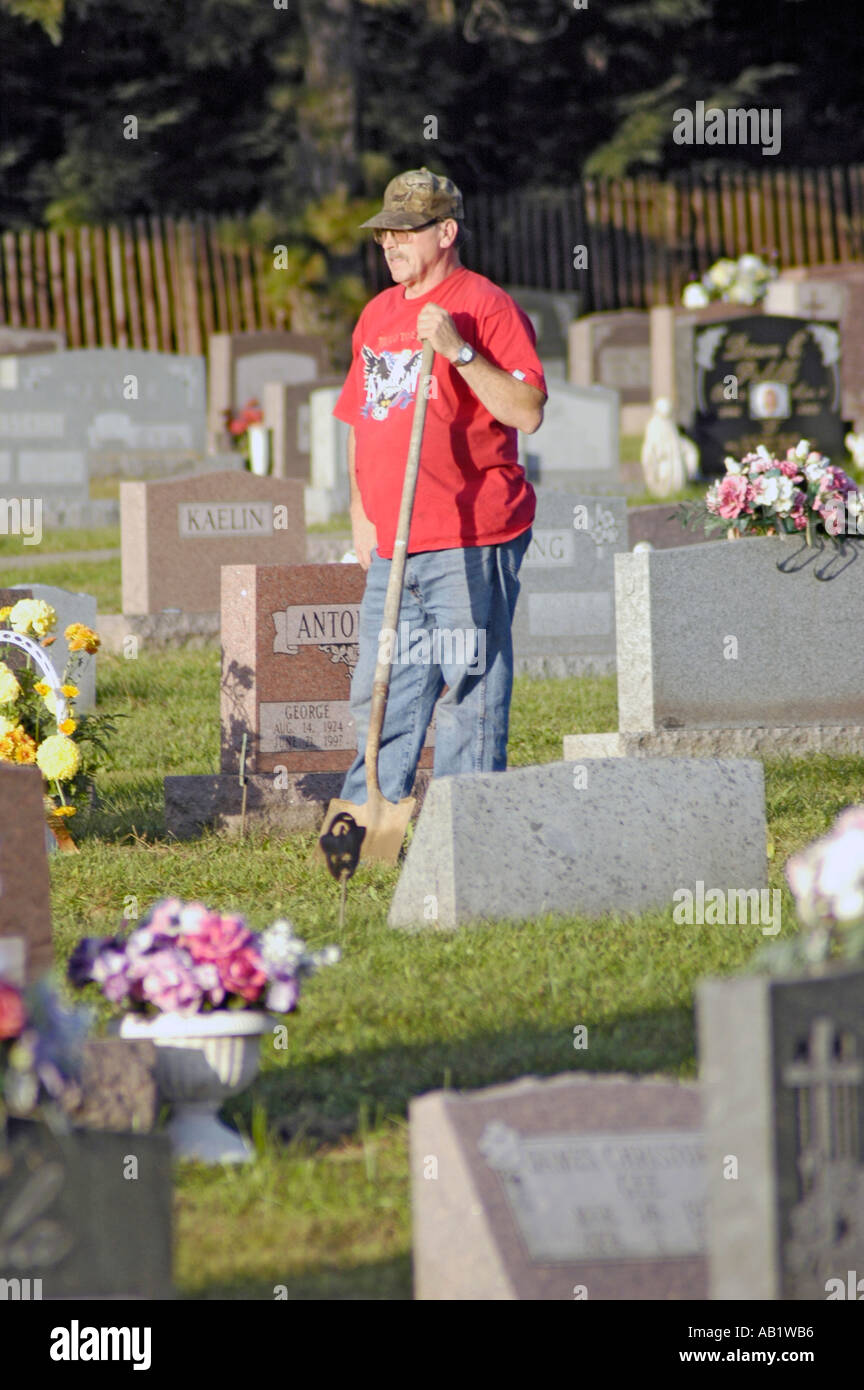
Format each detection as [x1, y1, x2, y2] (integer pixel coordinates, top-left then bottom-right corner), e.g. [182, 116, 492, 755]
[511, 491, 628, 676]
[690, 315, 845, 476]
[0, 766, 53, 981]
[120, 470, 306, 614]
[698, 967, 864, 1300]
[165, 561, 435, 836]
[410, 1073, 706, 1300]
[220, 563, 434, 776]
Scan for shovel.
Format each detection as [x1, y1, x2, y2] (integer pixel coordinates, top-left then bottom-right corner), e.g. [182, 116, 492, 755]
[318, 338, 436, 866]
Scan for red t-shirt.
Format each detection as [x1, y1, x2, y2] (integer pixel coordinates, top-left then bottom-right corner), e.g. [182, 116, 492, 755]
[333, 266, 546, 558]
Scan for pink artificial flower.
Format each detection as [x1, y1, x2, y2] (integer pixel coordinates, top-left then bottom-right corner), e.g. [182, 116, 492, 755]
[218, 945, 269, 1004]
[715, 473, 749, 519]
[180, 914, 252, 965]
[779, 459, 803, 480]
[127, 947, 203, 1015]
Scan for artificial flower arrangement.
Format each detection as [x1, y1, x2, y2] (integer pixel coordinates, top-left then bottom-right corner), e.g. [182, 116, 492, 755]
[753, 807, 864, 975]
[0, 974, 88, 1124]
[678, 440, 860, 546]
[0, 599, 118, 841]
[225, 398, 264, 467]
[682, 253, 777, 308]
[67, 898, 340, 1018]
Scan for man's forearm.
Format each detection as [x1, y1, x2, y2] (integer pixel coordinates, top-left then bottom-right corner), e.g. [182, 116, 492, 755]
[453, 350, 545, 433]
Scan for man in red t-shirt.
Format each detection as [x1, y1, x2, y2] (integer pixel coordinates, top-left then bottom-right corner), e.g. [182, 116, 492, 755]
[334, 167, 547, 807]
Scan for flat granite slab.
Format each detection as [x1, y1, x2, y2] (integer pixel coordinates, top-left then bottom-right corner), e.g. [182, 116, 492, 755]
[564, 726, 864, 759]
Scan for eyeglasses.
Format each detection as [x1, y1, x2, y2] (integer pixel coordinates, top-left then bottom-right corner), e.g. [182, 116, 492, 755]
[372, 220, 438, 246]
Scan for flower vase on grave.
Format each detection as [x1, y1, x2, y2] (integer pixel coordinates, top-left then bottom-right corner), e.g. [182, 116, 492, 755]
[118, 1009, 271, 1164]
[247, 423, 271, 476]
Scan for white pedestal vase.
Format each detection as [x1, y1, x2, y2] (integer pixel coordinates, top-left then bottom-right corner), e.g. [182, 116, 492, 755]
[119, 1010, 271, 1164]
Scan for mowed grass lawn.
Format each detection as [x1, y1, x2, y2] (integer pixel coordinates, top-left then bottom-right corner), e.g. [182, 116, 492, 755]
[48, 649, 864, 1298]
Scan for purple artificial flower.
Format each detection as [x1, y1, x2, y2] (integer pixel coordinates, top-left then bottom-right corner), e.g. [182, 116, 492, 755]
[68, 934, 125, 989]
[266, 972, 301, 1015]
[91, 945, 134, 1004]
[126, 946, 204, 1015]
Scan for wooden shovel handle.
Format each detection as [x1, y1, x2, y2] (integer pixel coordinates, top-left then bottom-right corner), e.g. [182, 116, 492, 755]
[365, 339, 436, 798]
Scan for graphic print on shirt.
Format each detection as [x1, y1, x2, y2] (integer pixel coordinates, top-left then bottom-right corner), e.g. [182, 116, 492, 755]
[361, 346, 422, 420]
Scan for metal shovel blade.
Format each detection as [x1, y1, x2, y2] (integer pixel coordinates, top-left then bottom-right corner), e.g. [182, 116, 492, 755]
[317, 791, 416, 867]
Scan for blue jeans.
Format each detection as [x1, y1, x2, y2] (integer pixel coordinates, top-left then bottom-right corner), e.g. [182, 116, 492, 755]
[340, 529, 532, 804]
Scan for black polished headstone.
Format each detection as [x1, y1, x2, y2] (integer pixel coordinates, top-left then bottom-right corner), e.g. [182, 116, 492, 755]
[690, 315, 845, 475]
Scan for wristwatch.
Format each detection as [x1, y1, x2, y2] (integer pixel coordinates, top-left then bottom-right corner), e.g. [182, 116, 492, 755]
[454, 342, 476, 366]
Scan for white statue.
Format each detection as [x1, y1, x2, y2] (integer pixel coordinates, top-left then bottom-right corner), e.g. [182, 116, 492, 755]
[641, 398, 700, 498]
[845, 431, 864, 470]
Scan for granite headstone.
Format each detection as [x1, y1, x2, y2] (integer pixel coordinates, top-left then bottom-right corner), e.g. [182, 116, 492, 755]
[769, 263, 864, 431]
[505, 287, 583, 380]
[512, 491, 628, 676]
[689, 315, 845, 476]
[120, 470, 306, 614]
[71, 1039, 159, 1135]
[569, 311, 651, 434]
[262, 376, 343, 480]
[1, 1121, 172, 1299]
[518, 382, 620, 492]
[305, 386, 351, 524]
[220, 562, 434, 777]
[411, 1073, 705, 1300]
[0, 766, 53, 981]
[388, 758, 767, 930]
[0, 349, 206, 499]
[8, 583, 98, 711]
[698, 966, 864, 1300]
[207, 330, 329, 450]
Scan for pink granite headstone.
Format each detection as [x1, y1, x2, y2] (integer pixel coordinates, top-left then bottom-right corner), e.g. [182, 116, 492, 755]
[120, 470, 306, 614]
[221, 562, 434, 777]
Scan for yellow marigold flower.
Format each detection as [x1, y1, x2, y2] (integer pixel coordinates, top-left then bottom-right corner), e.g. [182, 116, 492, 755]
[61, 683, 79, 698]
[0, 605, 11, 623]
[9, 598, 57, 639]
[51, 804, 77, 818]
[0, 662, 21, 705]
[58, 718, 77, 735]
[36, 733, 80, 781]
[65, 623, 100, 654]
[34, 680, 50, 697]
[0, 726, 38, 765]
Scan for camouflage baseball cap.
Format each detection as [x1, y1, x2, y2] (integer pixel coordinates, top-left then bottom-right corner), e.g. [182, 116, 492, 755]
[359, 167, 464, 230]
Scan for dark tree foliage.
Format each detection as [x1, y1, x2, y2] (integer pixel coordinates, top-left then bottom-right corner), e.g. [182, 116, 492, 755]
[1, 0, 864, 228]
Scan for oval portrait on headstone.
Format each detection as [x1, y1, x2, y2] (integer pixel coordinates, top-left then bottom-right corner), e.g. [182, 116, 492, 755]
[748, 380, 790, 420]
